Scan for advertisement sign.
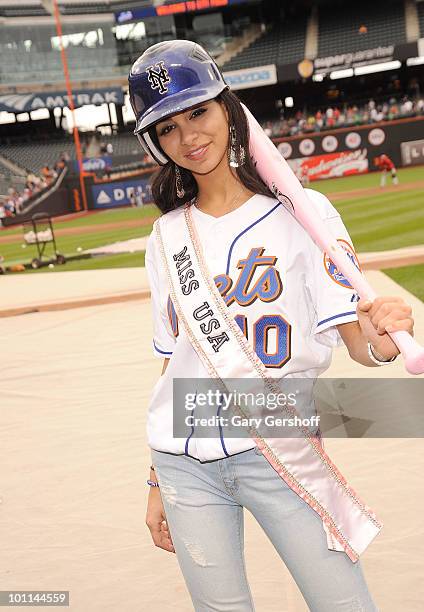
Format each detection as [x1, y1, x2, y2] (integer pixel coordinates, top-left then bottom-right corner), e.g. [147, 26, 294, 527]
[322, 135, 338, 153]
[0, 88, 124, 113]
[288, 150, 369, 181]
[345, 132, 361, 149]
[91, 179, 153, 209]
[116, 0, 247, 21]
[368, 128, 386, 146]
[314, 45, 394, 73]
[401, 139, 424, 166]
[223, 65, 277, 90]
[272, 116, 424, 169]
[277, 142, 292, 159]
[73, 157, 112, 173]
[298, 138, 315, 156]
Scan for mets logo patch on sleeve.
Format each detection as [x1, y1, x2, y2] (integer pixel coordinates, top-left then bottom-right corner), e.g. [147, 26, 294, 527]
[323, 239, 361, 289]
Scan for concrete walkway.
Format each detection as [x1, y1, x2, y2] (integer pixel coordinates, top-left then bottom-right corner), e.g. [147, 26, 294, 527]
[0, 268, 150, 317]
[1, 264, 423, 320]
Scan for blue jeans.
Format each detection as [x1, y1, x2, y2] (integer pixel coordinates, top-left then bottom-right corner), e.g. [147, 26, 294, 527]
[151, 447, 379, 612]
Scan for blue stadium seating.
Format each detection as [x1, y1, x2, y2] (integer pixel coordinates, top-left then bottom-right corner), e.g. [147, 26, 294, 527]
[222, 18, 306, 72]
[1, 141, 74, 174]
[418, 1, 424, 37]
[318, 2, 406, 56]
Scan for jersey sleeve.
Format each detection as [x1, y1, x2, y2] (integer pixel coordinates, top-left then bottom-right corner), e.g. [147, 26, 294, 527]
[145, 226, 177, 359]
[305, 189, 360, 348]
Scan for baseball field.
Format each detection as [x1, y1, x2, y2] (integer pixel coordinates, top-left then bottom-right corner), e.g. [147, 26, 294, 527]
[1, 166, 423, 300]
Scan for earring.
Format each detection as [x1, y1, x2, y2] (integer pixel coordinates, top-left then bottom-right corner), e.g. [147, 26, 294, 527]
[175, 164, 185, 198]
[238, 142, 246, 166]
[229, 125, 238, 168]
[228, 125, 245, 168]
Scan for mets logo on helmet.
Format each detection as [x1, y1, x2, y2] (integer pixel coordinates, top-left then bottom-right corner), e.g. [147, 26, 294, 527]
[146, 61, 171, 94]
[323, 239, 361, 289]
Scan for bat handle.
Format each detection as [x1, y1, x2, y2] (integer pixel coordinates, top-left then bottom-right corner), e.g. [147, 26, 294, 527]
[388, 330, 424, 375]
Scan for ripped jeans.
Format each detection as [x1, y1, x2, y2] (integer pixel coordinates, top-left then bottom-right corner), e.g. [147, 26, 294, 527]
[151, 447, 379, 612]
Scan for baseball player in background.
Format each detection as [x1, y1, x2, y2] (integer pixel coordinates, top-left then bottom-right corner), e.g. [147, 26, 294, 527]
[374, 154, 399, 187]
[128, 41, 414, 611]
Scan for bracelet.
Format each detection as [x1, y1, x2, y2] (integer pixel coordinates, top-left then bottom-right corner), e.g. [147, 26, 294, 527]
[367, 342, 397, 365]
[150, 465, 155, 471]
[147, 479, 160, 488]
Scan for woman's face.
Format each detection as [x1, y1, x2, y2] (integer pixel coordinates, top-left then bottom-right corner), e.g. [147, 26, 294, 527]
[154, 99, 230, 174]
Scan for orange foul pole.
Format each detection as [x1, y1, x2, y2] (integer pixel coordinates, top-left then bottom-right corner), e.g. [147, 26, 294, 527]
[52, 0, 88, 212]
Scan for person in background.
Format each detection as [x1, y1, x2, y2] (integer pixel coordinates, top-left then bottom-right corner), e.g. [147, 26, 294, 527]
[373, 154, 399, 188]
[300, 163, 310, 187]
[41, 165, 53, 184]
[0, 201, 6, 226]
[129, 190, 137, 208]
[135, 186, 144, 207]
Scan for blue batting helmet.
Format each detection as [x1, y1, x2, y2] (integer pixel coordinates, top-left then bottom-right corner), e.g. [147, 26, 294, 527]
[128, 39, 228, 164]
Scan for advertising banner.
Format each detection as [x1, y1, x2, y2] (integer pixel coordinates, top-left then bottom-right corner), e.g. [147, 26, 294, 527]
[400, 139, 424, 166]
[287, 150, 369, 181]
[116, 0, 247, 21]
[73, 157, 112, 173]
[314, 45, 395, 73]
[91, 179, 153, 209]
[0, 88, 124, 113]
[272, 117, 424, 168]
[223, 65, 277, 91]
[312, 42, 418, 75]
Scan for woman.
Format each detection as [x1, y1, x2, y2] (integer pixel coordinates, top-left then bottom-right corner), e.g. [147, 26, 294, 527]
[128, 41, 414, 611]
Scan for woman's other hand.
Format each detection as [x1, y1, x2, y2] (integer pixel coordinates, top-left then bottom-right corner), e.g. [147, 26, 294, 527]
[146, 486, 175, 554]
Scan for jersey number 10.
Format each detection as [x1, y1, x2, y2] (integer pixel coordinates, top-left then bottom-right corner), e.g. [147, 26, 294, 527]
[234, 314, 291, 368]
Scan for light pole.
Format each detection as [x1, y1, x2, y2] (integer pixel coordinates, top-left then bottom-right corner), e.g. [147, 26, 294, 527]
[50, 0, 88, 212]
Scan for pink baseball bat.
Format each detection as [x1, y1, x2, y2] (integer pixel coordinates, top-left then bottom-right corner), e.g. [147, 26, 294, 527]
[242, 104, 424, 375]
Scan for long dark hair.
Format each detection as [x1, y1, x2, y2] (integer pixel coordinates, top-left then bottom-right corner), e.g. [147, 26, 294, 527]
[149, 89, 273, 214]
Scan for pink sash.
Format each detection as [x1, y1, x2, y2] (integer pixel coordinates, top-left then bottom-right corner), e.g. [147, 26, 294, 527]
[155, 203, 382, 562]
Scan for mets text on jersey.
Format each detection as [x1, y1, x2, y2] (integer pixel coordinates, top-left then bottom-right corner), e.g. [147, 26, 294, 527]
[170, 246, 291, 366]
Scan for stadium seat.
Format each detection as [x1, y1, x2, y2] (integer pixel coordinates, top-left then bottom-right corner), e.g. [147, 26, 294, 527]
[222, 18, 306, 71]
[1, 141, 74, 174]
[318, 2, 406, 56]
[418, 1, 424, 37]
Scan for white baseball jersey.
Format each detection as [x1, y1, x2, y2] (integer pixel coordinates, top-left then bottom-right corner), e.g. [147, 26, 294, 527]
[145, 189, 360, 462]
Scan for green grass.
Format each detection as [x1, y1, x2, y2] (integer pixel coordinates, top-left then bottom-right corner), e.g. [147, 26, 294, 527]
[332, 189, 424, 252]
[384, 264, 424, 302]
[21, 251, 146, 274]
[0, 204, 160, 238]
[0, 225, 152, 266]
[1, 168, 422, 302]
[313, 166, 423, 194]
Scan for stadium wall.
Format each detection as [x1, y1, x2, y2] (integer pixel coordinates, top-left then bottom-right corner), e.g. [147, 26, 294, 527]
[2, 185, 72, 226]
[273, 116, 424, 180]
